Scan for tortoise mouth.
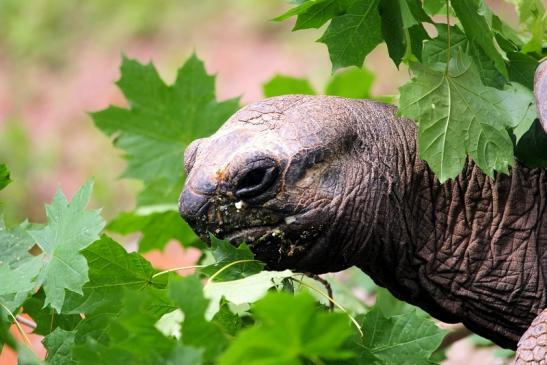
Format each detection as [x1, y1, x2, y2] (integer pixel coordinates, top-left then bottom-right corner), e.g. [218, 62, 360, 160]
[223, 224, 285, 245]
[209, 212, 326, 270]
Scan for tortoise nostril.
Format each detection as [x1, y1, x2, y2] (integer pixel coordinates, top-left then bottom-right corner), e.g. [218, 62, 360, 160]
[235, 165, 279, 199]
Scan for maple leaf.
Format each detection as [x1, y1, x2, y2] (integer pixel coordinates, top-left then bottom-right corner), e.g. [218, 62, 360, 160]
[27, 181, 105, 312]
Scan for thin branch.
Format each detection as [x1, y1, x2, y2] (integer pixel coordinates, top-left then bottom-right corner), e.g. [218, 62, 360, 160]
[0, 303, 31, 347]
[152, 265, 206, 278]
[292, 277, 363, 337]
[305, 273, 334, 311]
[16, 315, 37, 330]
[439, 323, 473, 349]
[445, 0, 452, 74]
[204, 259, 259, 286]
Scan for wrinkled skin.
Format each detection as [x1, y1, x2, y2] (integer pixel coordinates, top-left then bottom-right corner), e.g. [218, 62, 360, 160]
[179, 95, 547, 349]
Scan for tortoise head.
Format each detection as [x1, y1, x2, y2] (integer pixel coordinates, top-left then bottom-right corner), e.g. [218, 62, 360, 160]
[179, 95, 389, 273]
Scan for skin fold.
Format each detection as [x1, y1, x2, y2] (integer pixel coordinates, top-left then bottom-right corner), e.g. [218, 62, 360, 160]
[179, 95, 547, 349]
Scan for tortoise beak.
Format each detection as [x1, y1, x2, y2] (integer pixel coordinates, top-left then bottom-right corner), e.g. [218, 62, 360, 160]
[179, 188, 211, 242]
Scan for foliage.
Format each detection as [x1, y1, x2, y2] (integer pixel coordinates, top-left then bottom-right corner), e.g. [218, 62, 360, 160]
[0, 164, 10, 191]
[1, 0, 545, 363]
[277, 0, 545, 181]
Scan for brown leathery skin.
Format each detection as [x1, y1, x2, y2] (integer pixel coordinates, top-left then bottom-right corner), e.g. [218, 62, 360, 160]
[515, 308, 547, 364]
[179, 95, 547, 349]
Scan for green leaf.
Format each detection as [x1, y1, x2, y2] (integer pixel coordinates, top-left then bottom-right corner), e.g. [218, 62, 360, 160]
[136, 177, 182, 207]
[274, 0, 349, 30]
[0, 306, 16, 351]
[92, 54, 239, 205]
[508, 51, 538, 90]
[513, 0, 545, 54]
[399, 51, 534, 180]
[168, 275, 230, 361]
[0, 220, 35, 268]
[212, 302, 244, 336]
[379, 0, 406, 65]
[422, 25, 505, 88]
[200, 238, 264, 281]
[375, 287, 423, 317]
[326, 67, 374, 98]
[22, 290, 81, 336]
[262, 75, 316, 97]
[26, 181, 105, 312]
[0, 164, 10, 191]
[469, 334, 494, 347]
[356, 308, 447, 364]
[43, 328, 77, 365]
[219, 292, 355, 365]
[450, 0, 508, 78]
[399, 0, 430, 27]
[379, 0, 430, 66]
[504, 83, 537, 142]
[203, 270, 293, 320]
[166, 344, 203, 365]
[106, 210, 199, 252]
[423, 0, 445, 15]
[107, 289, 176, 356]
[72, 287, 176, 365]
[516, 119, 547, 168]
[62, 235, 165, 314]
[318, 0, 383, 70]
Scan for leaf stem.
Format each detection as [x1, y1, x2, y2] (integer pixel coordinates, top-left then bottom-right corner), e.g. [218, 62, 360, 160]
[16, 316, 37, 330]
[205, 259, 259, 286]
[152, 265, 207, 278]
[0, 302, 32, 347]
[445, 0, 451, 74]
[292, 277, 364, 337]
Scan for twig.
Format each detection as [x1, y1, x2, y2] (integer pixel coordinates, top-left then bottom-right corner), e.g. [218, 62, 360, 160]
[305, 273, 334, 311]
[291, 277, 363, 337]
[439, 323, 473, 349]
[152, 265, 206, 278]
[0, 303, 31, 347]
[204, 259, 259, 286]
[16, 315, 37, 330]
[445, 0, 451, 74]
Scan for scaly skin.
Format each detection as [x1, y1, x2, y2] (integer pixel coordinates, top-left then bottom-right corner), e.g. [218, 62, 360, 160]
[179, 95, 547, 349]
[516, 308, 547, 364]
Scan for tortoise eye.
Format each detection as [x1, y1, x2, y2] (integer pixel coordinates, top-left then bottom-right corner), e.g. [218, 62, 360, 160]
[235, 165, 279, 199]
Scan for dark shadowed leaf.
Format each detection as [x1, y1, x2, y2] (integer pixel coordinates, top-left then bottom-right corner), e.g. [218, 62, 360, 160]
[22, 290, 81, 336]
[516, 119, 547, 168]
[508, 51, 538, 90]
[200, 238, 264, 281]
[168, 275, 231, 362]
[450, 0, 507, 78]
[274, 0, 349, 30]
[0, 164, 10, 191]
[318, 0, 383, 70]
